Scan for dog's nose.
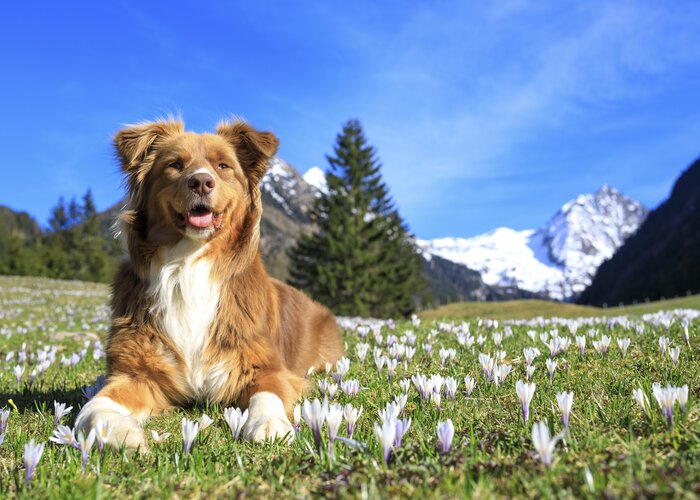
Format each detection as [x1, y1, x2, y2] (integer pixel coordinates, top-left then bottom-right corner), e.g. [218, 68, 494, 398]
[188, 172, 216, 196]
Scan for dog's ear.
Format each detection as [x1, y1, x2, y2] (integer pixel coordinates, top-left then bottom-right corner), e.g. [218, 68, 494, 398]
[217, 120, 279, 186]
[114, 119, 184, 174]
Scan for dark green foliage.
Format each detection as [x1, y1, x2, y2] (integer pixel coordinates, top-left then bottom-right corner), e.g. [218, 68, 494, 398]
[287, 119, 427, 317]
[579, 156, 700, 306]
[0, 190, 122, 283]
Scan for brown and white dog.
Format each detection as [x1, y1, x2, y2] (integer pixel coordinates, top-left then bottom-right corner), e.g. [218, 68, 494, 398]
[74, 118, 343, 449]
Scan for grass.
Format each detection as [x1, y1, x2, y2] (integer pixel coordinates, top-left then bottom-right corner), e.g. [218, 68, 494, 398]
[0, 275, 698, 498]
[421, 294, 700, 321]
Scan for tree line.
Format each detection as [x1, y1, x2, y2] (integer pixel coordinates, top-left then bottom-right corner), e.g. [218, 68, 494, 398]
[1, 120, 427, 317]
[0, 191, 121, 283]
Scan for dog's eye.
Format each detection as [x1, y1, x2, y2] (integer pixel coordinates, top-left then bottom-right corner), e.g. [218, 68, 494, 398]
[218, 163, 230, 170]
[168, 161, 184, 171]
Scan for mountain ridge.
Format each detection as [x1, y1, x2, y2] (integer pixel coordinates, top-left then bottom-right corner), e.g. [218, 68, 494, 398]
[419, 185, 648, 301]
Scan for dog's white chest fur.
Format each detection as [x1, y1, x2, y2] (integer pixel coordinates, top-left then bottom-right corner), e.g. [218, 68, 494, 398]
[148, 239, 224, 399]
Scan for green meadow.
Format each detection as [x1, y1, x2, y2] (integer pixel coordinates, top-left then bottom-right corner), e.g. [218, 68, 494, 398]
[0, 275, 698, 498]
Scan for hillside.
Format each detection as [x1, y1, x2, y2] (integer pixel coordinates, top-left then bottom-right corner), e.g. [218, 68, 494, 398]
[579, 156, 700, 306]
[421, 292, 700, 320]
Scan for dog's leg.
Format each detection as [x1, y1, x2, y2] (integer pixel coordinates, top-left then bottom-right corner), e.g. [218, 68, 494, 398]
[74, 374, 170, 452]
[241, 369, 305, 443]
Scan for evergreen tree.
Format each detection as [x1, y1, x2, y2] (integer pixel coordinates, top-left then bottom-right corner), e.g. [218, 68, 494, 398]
[287, 119, 426, 318]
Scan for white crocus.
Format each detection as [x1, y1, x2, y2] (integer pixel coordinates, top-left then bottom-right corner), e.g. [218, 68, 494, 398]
[556, 391, 574, 429]
[224, 407, 249, 441]
[632, 388, 650, 417]
[531, 420, 564, 467]
[515, 380, 536, 423]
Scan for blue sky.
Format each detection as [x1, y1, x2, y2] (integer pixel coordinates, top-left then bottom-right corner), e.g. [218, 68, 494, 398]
[1, 1, 699, 239]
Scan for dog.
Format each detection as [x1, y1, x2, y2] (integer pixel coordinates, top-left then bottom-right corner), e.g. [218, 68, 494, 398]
[74, 118, 344, 449]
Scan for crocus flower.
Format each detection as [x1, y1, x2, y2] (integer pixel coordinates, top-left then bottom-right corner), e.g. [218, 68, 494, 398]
[293, 404, 301, 433]
[386, 358, 398, 381]
[546, 359, 557, 382]
[431, 392, 442, 412]
[224, 407, 249, 441]
[77, 429, 96, 473]
[527, 365, 536, 381]
[335, 357, 350, 380]
[677, 385, 688, 415]
[23, 439, 45, 489]
[496, 364, 513, 386]
[668, 347, 680, 366]
[50, 425, 78, 448]
[556, 391, 574, 430]
[617, 338, 631, 358]
[151, 430, 171, 443]
[374, 418, 397, 464]
[356, 343, 369, 361]
[444, 377, 458, 402]
[341, 379, 360, 396]
[181, 418, 199, 454]
[658, 336, 669, 356]
[378, 402, 401, 423]
[464, 375, 476, 396]
[493, 332, 503, 348]
[393, 393, 408, 416]
[0, 409, 9, 434]
[199, 414, 214, 431]
[404, 346, 417, 363]
[326, 403, 343, 444]
[394, 417, 411, 448]
[344, 404, 363, 438]
[399, 378, 411, 394]
[14, 365, 24, 385]
[652, 384, 677, 426]
[632, 388, 649, 417]
[546, 337, 561, 358]
[302, 398, 328, 451]
[576, 336, 586, 359]
[93, 419, 111, 458]
[523, 347, 540, 366]
[436, 419, 454, 454]
[516, 380, 536, 423]
[326, 383, 339, 399]
[531, 420, 563, 467]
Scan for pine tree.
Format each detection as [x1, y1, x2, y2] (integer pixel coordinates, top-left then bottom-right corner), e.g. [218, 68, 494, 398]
[287, 119, 427, 318]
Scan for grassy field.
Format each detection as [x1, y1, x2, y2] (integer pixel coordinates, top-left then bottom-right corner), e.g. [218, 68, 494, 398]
[0, 275, 698, 498]
[421, 294, 700, 321]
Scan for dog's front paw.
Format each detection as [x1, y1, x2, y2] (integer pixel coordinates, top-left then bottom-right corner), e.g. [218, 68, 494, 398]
[75, 396, 148, 452]
[242, 392, 294, 443]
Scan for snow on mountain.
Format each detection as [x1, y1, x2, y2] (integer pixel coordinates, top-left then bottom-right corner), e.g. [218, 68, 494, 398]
[418, 186, 648, 301]
[303, 166, 328, 194]
[261, 157, 318, 222]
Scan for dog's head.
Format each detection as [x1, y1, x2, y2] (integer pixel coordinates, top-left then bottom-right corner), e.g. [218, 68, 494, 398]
[115, 118, 278, 270]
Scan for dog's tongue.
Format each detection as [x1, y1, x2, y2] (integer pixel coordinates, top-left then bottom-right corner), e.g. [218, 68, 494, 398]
[188, 211, 213, 228]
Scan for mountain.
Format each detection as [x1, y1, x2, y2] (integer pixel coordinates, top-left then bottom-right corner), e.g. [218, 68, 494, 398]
[258, 158, 317, 278]
[421, 251, 545, 304]
[419, 186, 648, 301]
[579, 157, 700, 306]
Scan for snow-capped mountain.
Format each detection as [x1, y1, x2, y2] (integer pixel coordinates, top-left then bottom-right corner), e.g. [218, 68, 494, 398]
[302, 166, 328, 194]
[418, 186, 648, 300]
[261, 157, 318, 223]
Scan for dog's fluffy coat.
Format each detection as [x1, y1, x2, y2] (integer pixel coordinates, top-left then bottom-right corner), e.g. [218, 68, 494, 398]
[75, 119, 343, 448]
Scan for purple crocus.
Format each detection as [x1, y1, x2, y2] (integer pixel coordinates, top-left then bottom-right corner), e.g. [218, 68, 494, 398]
[374, 418, 397, 464]
[394, 418, 411, 448]
[23, 439, 45, 489]
[437, 419, 454, 454]
[0, 409, 9, 434]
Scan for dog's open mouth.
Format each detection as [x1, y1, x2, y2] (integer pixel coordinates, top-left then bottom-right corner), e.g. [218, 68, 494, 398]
[175, 204, 223, 230]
